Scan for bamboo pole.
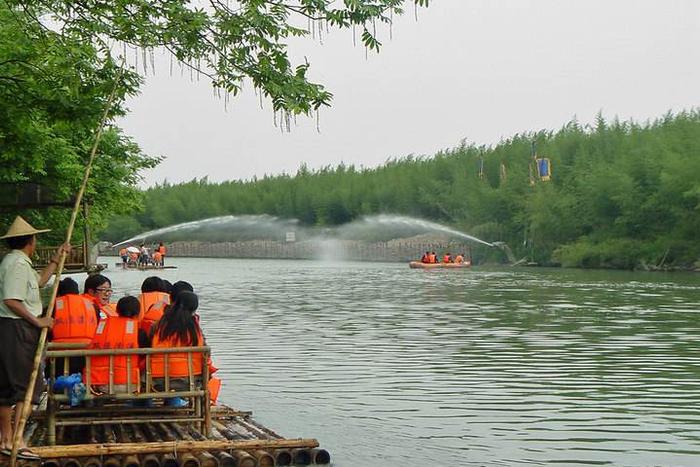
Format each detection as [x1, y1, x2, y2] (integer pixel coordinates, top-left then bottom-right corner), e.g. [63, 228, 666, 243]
[160, 455, 179, 467]
[29, 439, 320, 458]
[252, 450, 273, 467]
[123, 455, 141, 467]
[83, 457, 102, 467]
[141, 454, 161, 467]
[230, 451, 254, 467]
[11, 67, 124, 467]
[291, 448, 311, 465]
[271, 449, 291, 466]
[213, 452, 235, 467]
[309, 448, 331, 465]
[177, 453, 199, 467]
[194, 451, 218, 467]
[62, 458, 82, 467]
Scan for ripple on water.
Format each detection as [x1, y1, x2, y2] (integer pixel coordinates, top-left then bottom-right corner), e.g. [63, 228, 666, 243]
[96, 258, 700, 466]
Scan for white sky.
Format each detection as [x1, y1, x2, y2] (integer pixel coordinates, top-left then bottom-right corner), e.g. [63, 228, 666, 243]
[118, 0, 700, 186]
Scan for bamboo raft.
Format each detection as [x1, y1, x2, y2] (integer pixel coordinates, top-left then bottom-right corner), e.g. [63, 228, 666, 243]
[5, 346, 330, 467]
[113, 263, 178, 271]
[17, 404, 330, 467]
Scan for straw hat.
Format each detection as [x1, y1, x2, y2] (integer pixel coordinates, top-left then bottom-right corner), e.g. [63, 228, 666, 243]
[0, 216, 51, 239]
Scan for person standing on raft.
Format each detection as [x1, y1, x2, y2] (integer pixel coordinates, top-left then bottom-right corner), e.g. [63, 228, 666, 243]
[0, 216, 70, 459]
[156, 242, 167, 266]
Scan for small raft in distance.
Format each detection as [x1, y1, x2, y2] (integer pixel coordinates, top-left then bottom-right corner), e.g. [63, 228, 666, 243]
[113, 262, 178, 270]
[409, 261, 471, 269]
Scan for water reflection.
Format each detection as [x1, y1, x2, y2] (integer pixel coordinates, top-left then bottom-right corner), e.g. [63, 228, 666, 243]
[96, 259, 700, 466]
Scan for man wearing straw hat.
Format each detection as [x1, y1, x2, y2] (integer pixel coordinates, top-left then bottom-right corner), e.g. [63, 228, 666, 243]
[0, 216, 70, 459]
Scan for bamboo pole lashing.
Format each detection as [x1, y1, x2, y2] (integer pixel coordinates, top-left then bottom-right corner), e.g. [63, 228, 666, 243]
[11, 65, 124, 466]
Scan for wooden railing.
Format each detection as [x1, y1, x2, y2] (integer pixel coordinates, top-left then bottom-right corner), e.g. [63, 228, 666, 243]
[34, 244, 86, 270]
[45, 344, 212, 445]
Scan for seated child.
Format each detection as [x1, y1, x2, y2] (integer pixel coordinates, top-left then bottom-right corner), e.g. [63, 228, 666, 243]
[86, 296, 140, 394]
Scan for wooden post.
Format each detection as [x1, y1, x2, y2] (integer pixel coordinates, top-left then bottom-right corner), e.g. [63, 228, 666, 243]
[202, 351, 211, 437]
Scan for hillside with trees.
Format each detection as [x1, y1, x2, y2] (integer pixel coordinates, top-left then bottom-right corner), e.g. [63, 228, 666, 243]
[103, 111, 700, 270]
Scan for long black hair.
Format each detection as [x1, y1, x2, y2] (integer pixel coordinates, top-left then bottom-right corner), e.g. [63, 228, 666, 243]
[155, 291, 200, 346]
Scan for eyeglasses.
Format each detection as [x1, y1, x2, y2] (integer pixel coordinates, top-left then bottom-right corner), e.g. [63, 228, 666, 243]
[96, 288, 113, 294]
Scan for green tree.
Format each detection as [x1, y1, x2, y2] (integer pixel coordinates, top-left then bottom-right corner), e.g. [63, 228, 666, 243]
[0, 5, 159, 239]
[108, 111, 700, 270]
[10, 0, 429, 116]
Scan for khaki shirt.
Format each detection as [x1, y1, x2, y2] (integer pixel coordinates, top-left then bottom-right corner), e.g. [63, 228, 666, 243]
[0, 249, 42, 319]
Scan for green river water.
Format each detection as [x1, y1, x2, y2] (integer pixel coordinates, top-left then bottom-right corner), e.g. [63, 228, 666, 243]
[95, 257, 700, 466]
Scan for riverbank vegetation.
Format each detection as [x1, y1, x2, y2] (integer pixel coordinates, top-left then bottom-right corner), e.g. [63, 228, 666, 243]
[104, 111, 700, 270]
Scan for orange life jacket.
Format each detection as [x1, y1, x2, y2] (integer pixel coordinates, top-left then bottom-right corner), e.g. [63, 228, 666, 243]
[420, 254, 429, 263]
[454, 255, 464, 264]
[443, 255, 451, 263]
[138, 292, 170, 321]
[100, 302, 119, 320]
[208, 377, 221, 405]
[151, 327, 205, 378]
[87, 317, 139, 387]
[153, 251, 162, 262]
[53, 294, 98, 344]
[428, 254, 436, 263]
[140, 300, 168, 335]
[160, 245, 167, 255]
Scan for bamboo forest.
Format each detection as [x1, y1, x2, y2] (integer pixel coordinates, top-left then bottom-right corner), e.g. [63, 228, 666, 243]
[104, 111, 700, 270]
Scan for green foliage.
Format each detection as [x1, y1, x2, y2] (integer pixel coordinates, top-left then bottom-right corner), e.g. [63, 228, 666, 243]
[3, 0, 425, 240]
[105, 111, 700, 269]
[0, 4, 160, 241]
[9, 0, 428, 116]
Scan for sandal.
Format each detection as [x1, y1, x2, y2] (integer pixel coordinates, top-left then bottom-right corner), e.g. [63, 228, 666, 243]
[0, 447, 40, 460]
[18, 448, 41, 460]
